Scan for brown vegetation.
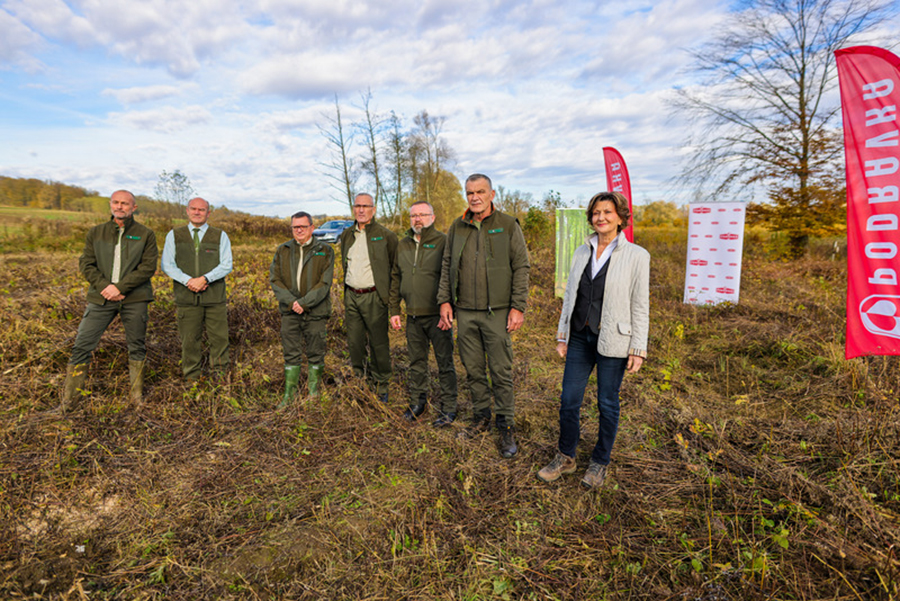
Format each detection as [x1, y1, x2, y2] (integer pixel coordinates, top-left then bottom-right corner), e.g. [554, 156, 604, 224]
[0, 224, 898, 600]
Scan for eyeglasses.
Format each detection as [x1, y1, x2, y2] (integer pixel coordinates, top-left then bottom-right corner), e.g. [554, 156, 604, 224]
[353, 204, 374, 209]
[292, 225, 312, 230]
[410, 213, 433, 219]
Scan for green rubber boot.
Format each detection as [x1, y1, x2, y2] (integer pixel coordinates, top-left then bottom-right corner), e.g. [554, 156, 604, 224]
[279, 365, 302, 409]
[308, 364, 323, 399]
[60, 363, 88, 413]
[129, 359, 145, 406]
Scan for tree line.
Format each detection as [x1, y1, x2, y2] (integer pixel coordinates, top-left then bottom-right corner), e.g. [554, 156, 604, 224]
[0, 176, 100, 211]
[0, 175, 197, 221]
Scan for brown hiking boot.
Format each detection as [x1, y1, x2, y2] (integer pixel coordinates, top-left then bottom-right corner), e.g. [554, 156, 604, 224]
[537, 452, 576, 483]
[581, 461, 608, 490]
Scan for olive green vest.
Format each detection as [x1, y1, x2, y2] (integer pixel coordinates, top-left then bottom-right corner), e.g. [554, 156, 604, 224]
[173, 225, 226, 305]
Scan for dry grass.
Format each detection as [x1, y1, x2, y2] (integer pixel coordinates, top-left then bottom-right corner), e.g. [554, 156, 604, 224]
[1, 230, 899, 600]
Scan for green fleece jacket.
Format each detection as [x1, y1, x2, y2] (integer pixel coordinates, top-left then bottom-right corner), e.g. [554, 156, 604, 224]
[437, 205, 530, 312]
[339, 219, 398, 306]
[389, 223, 447, 317]
[79, 215, 157, 305]
[269, 237, 334, 318]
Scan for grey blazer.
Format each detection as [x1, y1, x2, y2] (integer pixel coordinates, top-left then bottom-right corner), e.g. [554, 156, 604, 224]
[557, 231, 650, 358]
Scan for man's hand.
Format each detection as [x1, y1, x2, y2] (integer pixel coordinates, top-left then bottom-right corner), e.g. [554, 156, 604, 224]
[438, 303, 454, 331]
[186, 276, 208, 293]
[291, 301, 304, 314]
[100, 284, 124, 302]
[626, 355, 644, 374]
[390, 315, 402, 330]
[507, 308, 524, 332]
[556, 341, 568, 359]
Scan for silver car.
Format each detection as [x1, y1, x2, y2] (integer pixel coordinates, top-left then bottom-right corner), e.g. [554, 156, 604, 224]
[312, 219, 353, 243]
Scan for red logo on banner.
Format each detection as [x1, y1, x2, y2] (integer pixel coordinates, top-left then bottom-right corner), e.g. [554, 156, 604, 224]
[716, 287, 735, 294]
[693, 207, 711, 214]
[719, 233, 739, 240]
[690, 259, 708, 266]
[859, 295, 900, 339]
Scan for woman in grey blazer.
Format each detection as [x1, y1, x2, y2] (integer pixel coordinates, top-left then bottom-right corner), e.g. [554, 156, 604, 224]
[537, 191, 650, 489]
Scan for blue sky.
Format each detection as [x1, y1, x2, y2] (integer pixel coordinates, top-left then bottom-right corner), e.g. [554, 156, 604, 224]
[0, 0, 895, 216]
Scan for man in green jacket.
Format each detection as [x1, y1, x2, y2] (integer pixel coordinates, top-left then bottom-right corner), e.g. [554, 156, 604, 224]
[270, 211, 335, 406]
[339, 193, 398, 403]
[389, 201, 458, 426]
[161, 197, 233, 381]
[437, 174, 530, 458]
[61, 190, 158, 411]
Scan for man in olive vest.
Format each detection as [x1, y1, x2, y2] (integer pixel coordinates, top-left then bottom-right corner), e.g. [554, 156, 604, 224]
[161, 197, 233, 381]
[339, 193, 398, 403]
[270, 211, 334, 405]
[389, 201, 458, 425]
[437, 174, 531, 458]
[61, 190, 158, 411]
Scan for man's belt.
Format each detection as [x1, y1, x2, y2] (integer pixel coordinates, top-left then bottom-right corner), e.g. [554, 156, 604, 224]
[347, 285, 377, 294]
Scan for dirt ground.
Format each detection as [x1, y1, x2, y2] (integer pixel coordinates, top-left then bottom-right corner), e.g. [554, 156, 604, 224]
[1, 233, 898, 600]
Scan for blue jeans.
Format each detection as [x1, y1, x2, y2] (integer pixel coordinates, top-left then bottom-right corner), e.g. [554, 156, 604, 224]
[558, 327, 627, 465]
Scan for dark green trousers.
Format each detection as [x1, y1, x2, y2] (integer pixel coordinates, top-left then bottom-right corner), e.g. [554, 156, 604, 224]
[406, 315, 457, 412]
[70, 301, 149, 365]
[456, 308, 515, 419]
[176, 303, 229, 379]
[345, 289, 391, 394]
[280, 313, 327, 366]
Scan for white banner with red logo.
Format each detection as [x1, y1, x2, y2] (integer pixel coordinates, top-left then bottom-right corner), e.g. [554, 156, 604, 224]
[603, 146, 634, 242]
[836, 46, 900, 359]
[684, 203, 746, 305]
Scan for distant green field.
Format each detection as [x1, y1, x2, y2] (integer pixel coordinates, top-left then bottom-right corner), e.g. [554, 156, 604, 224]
[0, 206, 99, 222]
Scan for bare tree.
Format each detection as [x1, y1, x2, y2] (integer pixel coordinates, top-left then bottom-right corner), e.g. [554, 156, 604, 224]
[155, 170, 194, 206]
[357, 89, 388, 217]
[494, 186, 533, 222]
[384, 111, 408, 221]
[318, 95, 357, 212]
[670, 0, 895, 251]
[408, 111, 455, 208]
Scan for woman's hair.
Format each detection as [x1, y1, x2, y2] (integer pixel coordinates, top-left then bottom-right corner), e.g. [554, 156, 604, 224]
[585, 191, 630, 232]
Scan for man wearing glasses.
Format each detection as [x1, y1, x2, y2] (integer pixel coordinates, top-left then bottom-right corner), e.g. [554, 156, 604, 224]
[389, 201, 458, 425]
[339, 193, 398, 403]
[270, 211, 335, 406]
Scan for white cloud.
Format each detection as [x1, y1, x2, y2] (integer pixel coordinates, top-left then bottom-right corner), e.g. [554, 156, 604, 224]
[102, 84, 185, 105]
[4, 0, 97, 47]
[107, 105, 213, 133]
[0, 8, 45, 71]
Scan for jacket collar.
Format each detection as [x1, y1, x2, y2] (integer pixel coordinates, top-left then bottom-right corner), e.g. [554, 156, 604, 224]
[290, 236, 318, 250]
[405, 222, 436, 241]
[354, 217, 380, 232]
[462, 203, 497, 225]
[584, 230, 628, 249]
[110, 214, 136, 230]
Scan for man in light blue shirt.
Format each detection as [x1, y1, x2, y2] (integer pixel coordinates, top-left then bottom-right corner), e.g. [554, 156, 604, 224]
[161, 197, 233, 380]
